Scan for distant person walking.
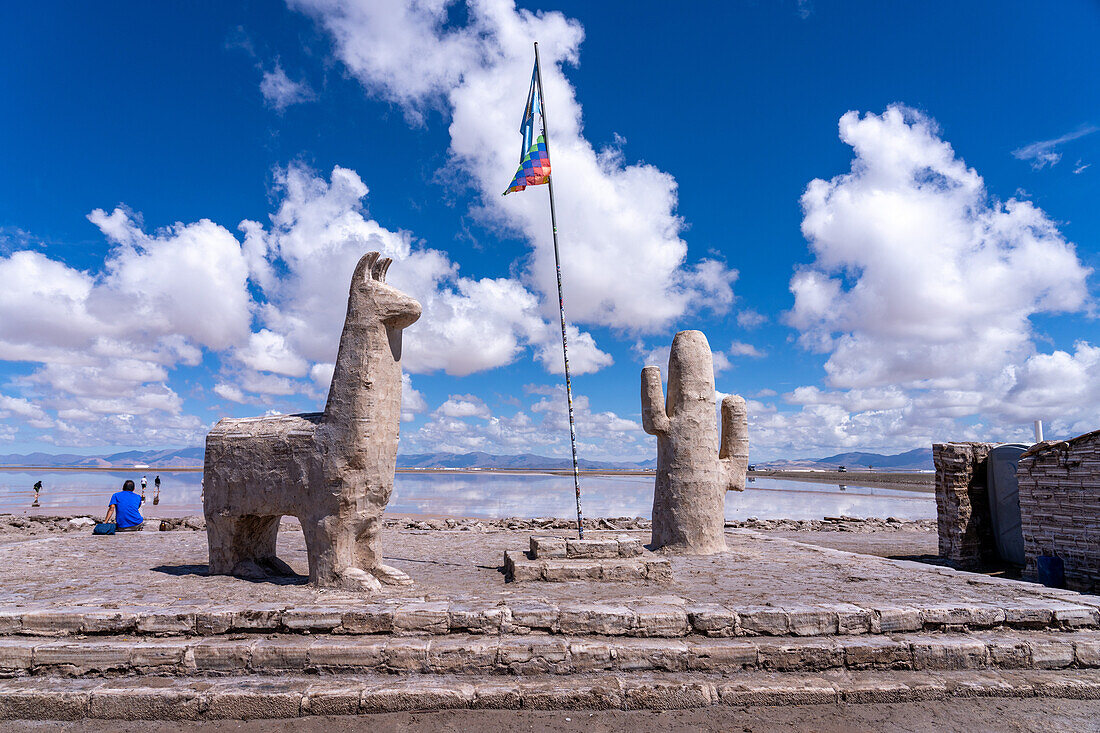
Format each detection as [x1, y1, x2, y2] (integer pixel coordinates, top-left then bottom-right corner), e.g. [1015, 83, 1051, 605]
[153, 474, 161, 505]
[32, 480, 42, 507]
[104, 479, 145, 532]
[141, 475, 148, 493]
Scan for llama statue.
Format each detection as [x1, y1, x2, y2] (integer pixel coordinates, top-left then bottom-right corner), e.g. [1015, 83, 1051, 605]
[641, 330, 748, 555]
[203, 251, 421, 592]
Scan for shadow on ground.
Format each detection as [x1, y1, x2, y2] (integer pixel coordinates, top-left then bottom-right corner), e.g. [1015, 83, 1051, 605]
[151, 564, 308, 586]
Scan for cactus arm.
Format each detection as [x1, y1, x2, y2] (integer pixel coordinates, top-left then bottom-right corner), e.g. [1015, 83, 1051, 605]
[719, 394, 749, 491]
[641, 366, 670, 435]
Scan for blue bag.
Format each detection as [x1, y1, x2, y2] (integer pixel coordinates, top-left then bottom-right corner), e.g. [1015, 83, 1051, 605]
[93, 522, 116, 535]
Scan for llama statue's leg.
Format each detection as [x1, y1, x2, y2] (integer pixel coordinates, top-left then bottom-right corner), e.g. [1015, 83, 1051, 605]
[245, 514, 295, 578]
[300, 514, 382, 592]
[352, 514, 412, 586]
[206, 513, 240, 575]
[208, 514, 292, 580]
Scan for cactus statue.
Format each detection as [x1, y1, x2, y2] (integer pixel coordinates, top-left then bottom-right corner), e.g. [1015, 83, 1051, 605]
[641, 330, 748, 554]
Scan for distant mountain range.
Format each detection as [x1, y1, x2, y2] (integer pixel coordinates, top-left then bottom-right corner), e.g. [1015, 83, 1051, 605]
[754, 448, 932, 472]
[0, 447, 205, 469]
[0, 447, 933, 471]
[0, 447, 652, 471]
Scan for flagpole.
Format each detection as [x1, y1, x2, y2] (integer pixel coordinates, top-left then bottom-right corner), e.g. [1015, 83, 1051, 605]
[533, 41, 584, 540]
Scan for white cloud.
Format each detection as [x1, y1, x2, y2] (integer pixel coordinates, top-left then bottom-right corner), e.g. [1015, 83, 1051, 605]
[728, 340, 765, 358]
[0, 212, 253, 446]
[534, 324, 613, 376]
[289, 0, 737, 332]
[711, 351, 732, 374]
[400, 373, 427, 422]
[764, 105, 1097, 458]
[0, 394, 53, 429]
[239, 163, 610, 381]
[214, 383, 248, 404]
[0, 157, 624, 446]
[638, 344, 670, 368]
[736, 309, 768, 329]
[89, 208, 254, 350]
[435, 393, 491, 419]
[1012, 124, 1098, 169]
[402, 384, 646, 461]
[235, 329, 309, 377]
[790, 105, 1089, 391]
[259, 63, 316, 110]
[310, 362, 335, 388]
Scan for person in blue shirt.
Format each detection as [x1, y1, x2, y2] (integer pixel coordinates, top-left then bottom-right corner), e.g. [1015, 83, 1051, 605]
[105, 479, 145, 531]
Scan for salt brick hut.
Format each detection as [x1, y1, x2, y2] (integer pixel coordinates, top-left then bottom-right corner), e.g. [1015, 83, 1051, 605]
[1017, 429, 1100, 592]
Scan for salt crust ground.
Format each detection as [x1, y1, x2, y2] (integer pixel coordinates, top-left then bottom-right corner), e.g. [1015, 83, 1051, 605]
[0, 524, 1088, 610]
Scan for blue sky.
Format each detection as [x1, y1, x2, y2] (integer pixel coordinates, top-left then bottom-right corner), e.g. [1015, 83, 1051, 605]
[1, 1, 1097, 460]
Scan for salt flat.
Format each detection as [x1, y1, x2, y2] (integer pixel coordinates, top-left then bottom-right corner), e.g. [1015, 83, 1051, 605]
[0, 523, 1093, 613]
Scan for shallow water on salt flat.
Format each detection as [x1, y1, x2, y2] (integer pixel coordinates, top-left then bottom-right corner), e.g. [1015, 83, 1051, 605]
[0, 469, 934, 520]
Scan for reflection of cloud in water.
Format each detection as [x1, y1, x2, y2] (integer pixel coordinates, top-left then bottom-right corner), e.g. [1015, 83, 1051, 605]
[0, 471, 934, 520]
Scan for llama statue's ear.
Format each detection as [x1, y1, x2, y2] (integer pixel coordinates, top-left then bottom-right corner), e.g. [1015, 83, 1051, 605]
[371, 257, 392, 283]
[352, 252, 380, 290]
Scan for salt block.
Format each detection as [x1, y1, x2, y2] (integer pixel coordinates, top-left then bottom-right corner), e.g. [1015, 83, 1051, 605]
[530, 536, 567, 559]
[566, 538, 620, 559]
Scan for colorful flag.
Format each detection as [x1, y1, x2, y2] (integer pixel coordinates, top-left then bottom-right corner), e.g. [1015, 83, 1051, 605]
[503, 64, 551, 195]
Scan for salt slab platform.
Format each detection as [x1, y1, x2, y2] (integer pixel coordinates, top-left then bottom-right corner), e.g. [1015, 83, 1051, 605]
[503, 535, 672, 583]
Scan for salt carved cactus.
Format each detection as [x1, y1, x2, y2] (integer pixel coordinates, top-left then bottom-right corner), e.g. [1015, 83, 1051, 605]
[641, 330, 748, 554]
[204, 252, 421, 592]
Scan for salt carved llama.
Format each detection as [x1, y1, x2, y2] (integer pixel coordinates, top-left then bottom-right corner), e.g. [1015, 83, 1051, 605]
[203, 252, 421, 591]
[641, 330, 748, 554]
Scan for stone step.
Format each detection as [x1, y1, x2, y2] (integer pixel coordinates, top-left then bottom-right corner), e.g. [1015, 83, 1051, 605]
[529, 535, 644, 559]
[2, 669, 1100, 720]
[2, 630, 1099, 678]
[503, 550, 672, 582]
[3, 598, 1097, 639]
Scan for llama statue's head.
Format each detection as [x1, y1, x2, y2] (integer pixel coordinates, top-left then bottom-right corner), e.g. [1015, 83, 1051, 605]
[349, 251, 422, 330]
[324, 251, 422, 428]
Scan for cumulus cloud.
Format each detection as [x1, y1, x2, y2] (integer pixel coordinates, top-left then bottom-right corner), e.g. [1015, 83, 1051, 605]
[235, 329, 309, 377]
[0, 212, 254, 446]
[289, 0, 736, 332]
[728, 340, 765, 358]
[435, 393, 492, 419]
[405, 384, 644, 460]
[214, 383, 248, 404]
[0, 156, 623, 446]
[711, 351, 732, 374]
[0, 394, 53, 429]
[772, 105, 1097, 456]
[534, 325, 613, 376]
[239, 162, 610, 380]
[791, 105, 1089, 390]
[259, 63, 316, 110]
[400, 373, 427, 422]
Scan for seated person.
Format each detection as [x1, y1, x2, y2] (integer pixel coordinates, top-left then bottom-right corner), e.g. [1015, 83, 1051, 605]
[105, 479, 145, 531]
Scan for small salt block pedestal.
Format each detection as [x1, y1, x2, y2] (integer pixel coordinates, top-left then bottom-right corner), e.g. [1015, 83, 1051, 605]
[503, 535, 672, 582]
